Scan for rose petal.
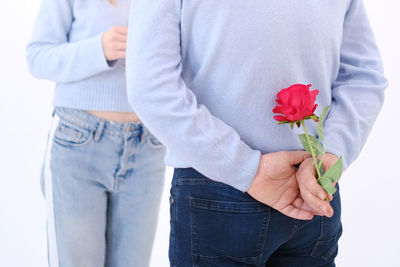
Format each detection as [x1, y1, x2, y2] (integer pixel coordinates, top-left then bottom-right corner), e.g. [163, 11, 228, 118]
[286, 112, 303, 122]
[312, 104, 318, 113]
[274, 84, 319, 122]
[274, 115, 288, 122]
[273, 105, 295, 115]
[277, 89, 291, 104]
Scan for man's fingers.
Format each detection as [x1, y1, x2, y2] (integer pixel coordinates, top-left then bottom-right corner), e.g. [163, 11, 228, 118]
[296, 160, 324, 200]
[296, 157, 332, 214]
[302, 188, 333, 217]
[292, 197, 325, 216]
[304, 175, 328, 201]
[280, 198, 314, 220]
[286, 151, 312, 165]
[297, 177, 327, 217]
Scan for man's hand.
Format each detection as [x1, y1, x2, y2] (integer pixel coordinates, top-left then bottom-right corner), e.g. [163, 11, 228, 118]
[296, 153, 340, 218]
[247, 151, 320, 220]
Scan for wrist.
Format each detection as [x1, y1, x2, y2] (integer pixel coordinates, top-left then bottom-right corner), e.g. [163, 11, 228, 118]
[246, 154, 263, 193]
[320, 152, 339, 171]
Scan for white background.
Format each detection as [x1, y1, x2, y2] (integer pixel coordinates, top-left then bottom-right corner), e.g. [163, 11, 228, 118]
[0, 1, 399, 266]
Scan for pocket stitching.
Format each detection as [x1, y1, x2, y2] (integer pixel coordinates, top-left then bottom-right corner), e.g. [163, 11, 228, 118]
[53, 121, 92, 148]
[190, 197, 270, 213]
[311, 227, 343, 261]
[190, 197, 270, 263]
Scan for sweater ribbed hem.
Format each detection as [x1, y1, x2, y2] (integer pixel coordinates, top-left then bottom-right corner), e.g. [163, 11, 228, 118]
[53, 80, 134, 112]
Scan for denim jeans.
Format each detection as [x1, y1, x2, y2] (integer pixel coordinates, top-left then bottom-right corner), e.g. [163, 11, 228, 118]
[41, 107, 166, 267]
[169, 168, 342, 267]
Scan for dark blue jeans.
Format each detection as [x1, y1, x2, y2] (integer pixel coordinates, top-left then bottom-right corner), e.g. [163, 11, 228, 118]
[169, 168, 342, 267]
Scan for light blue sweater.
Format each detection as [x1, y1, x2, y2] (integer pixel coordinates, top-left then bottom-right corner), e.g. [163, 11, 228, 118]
[126, 0, 388, 192]
[27, 0, 133, 112]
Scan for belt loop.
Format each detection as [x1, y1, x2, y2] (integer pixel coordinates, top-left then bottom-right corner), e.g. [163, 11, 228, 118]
[94, 120, 106, 142]
[140, 124, 146, 144]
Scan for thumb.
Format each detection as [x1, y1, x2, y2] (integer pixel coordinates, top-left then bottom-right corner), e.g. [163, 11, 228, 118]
[286, 151, 311, 165]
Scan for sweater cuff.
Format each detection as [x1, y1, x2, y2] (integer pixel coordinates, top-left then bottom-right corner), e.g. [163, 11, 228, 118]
[324, 132, 349, 171]
[80, 33, 118, 75]
[228, 148, 261, 193]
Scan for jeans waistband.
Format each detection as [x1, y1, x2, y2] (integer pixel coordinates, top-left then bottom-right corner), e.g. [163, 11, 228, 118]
[174, 168, 205, 178]
[172, 168, 229, 187]
[53, 106, 147, 139]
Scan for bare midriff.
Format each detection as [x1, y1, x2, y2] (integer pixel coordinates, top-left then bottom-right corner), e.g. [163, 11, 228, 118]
[86, 110, 141, 123]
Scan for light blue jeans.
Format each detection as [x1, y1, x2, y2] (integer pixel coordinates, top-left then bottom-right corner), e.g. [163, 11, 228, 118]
[41, 107, 166, 267]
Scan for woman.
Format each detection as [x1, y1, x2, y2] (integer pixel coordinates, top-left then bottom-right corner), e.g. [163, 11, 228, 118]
[26, 0, 166, 266]
[125, 0, 387, 266]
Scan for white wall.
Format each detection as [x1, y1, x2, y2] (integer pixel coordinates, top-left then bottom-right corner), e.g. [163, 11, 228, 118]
[0, 1, 399, 266]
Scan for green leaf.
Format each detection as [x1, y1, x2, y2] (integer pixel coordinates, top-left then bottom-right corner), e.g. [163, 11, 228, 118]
[320, 106, 330, 122]
[322, 156, 343, 183]
[310, 114, 320, 122]
[303, 115, 319, 121]
[290, 122, 295, 129]
[298, 134, 324, 156]
[317, 106, 330, 141]
[318, 176, 337, 195]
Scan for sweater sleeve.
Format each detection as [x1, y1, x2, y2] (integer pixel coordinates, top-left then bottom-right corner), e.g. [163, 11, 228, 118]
[126, 0, 261, 192]
[323, 0, 388, 169]
[26, 0, 115, 83]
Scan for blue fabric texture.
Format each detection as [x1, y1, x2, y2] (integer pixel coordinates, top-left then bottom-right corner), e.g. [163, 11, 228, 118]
[26, 0, 134, 112]
[42, 107, 166, 266]
[126, 0, 388, 192]
[169, 168, 342, 266]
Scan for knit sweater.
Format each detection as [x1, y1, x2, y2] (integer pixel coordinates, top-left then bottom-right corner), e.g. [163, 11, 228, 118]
[27, 0, 133, 111]
[126, 0, 388, 191]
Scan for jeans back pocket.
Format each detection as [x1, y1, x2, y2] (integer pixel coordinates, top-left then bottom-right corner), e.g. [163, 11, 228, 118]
[311, 226, 342, 261]
[190, 197, 271, 265]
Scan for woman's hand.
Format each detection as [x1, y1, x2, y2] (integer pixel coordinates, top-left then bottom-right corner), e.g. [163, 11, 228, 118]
[102, 26, 128, 61]
[247, 151, 323, 220]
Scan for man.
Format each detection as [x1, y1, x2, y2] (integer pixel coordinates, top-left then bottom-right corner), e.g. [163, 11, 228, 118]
[126, 0, 387, 265]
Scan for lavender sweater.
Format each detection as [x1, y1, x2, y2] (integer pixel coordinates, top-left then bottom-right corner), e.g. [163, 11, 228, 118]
[126, 0, 388, 191]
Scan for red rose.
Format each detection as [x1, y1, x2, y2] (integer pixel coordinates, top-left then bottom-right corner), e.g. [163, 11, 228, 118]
[273, 84, 319, 124]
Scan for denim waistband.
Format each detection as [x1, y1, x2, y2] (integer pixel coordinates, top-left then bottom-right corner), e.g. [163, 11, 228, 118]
[53, 106, 147, 138]
[174, 168, 205, 178]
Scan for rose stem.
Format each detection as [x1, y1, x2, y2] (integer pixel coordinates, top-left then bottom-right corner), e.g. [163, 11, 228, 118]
[300, 120, 322, 180]
[317, 139, 330, 176]
[317, 152, 326, 179]
[301, 120, 330, 203]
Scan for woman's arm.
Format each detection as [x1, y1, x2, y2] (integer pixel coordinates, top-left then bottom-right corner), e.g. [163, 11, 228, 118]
[323, 0, 388, 169]
[126, 0, 261, 192]
[26, 0, 116, 83]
